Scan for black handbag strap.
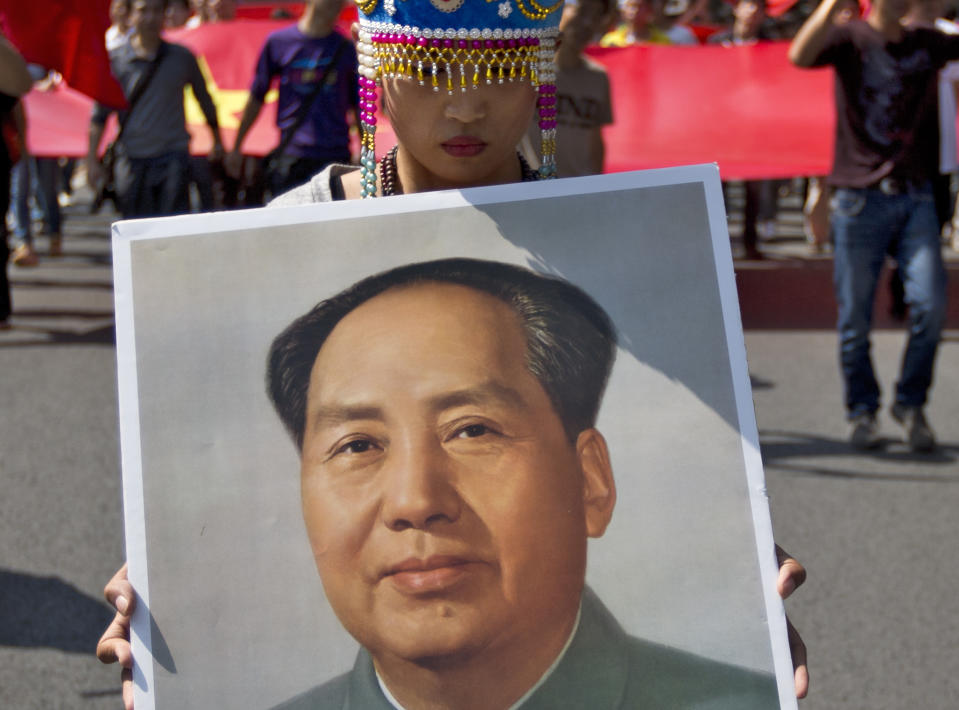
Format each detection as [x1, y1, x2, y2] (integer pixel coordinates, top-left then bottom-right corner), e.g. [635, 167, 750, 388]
[269, 36, 348, 160]
[116, 41, 168, 142]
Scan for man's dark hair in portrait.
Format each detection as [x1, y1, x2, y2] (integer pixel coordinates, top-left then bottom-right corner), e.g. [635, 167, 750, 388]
[267, 257, 618, 447]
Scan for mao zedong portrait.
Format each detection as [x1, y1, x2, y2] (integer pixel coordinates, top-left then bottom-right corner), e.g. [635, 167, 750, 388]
[265, 258, 779, 710]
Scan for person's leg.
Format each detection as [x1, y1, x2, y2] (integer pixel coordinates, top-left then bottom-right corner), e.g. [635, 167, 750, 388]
[241, 156, 265, 206]
[115, 152, 147, 219]
[267, 153, 296, 198]
[831, 188, 897, 420]
[34, 158, 61, 255]
[742, 180, 761, 258]
[11, 159, 32, 245]
[10, 159, 37, 266]
[59, 157, 76, 203]
[757, 179, 779, 239]
[894, 188, 947, 409]
[932, 172, 952, 233]
[188, 154, 215, 211]
[153, 152, 191, 217]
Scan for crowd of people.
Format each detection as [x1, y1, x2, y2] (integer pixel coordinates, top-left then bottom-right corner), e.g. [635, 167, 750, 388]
[4, 0, 956, 254]
[1, 2, 955, 423]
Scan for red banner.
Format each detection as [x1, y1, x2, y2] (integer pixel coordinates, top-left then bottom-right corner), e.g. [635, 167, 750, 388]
[1, 0, 127, 108]
[236, 3, 306, 19]
[589, 42, 836, 179]
[22, 29, 837, 180]
[165, 19, 288, 155]
[167, 17, 361, 155]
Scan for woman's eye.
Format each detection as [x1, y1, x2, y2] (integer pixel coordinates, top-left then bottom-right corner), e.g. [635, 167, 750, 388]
[421, 63, 446, 76]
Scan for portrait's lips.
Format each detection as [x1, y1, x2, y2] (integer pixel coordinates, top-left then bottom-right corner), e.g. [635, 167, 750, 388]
[441, 136, 487, 158]
[383, 555, 477, 594]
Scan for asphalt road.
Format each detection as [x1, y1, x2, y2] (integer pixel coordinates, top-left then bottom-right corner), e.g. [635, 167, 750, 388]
[1, 187, 957, 709]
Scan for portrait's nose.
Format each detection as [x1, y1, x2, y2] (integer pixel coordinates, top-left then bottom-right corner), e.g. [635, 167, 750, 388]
[444, 81, 487, 124]
[380, 436, 461, 531]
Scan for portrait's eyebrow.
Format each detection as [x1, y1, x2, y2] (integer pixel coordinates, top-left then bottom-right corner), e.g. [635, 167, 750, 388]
[427, 382, 529, 414]
[309, 404, 386, 429]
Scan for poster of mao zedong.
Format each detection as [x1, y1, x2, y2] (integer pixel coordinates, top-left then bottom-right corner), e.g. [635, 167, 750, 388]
[112, 166, 796, 710]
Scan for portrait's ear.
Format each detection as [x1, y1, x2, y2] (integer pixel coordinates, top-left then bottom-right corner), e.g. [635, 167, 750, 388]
[576, 429, 616, 538]
[351, 21, 360, 42]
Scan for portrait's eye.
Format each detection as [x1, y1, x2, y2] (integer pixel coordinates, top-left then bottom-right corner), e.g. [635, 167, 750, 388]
[336, 438, 376, 455]
[455, 423, 493, 439]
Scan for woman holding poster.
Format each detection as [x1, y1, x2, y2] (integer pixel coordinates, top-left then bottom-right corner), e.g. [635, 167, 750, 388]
[96, 0, 809, 707]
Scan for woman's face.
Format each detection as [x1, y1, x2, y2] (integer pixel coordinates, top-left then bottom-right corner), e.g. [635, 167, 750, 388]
[382, 72, 537, 191]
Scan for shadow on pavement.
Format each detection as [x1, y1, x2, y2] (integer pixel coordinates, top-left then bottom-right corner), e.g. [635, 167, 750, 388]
[10, 309, 114, 320]
[759, 428, 959, 482]
[0, 569, 113, 654]
[749, 374, 774, 390]
[8, 277, 113, 291]
[0, 323, 115, 347]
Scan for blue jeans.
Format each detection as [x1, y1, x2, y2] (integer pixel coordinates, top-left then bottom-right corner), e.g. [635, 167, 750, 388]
[10, 157, 61, 244]
[832, 185, 947, 418]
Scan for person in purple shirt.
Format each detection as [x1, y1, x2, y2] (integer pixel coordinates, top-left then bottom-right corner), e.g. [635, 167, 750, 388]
[224, 0, 358, 197]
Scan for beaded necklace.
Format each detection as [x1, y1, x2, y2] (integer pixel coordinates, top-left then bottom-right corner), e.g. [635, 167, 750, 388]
[377, 145, 540, 196]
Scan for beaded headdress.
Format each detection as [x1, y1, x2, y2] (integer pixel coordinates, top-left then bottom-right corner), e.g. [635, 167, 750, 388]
[355, 0, 564, 197]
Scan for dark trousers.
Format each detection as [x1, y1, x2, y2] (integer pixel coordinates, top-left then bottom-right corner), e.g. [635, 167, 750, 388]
[268, 154, 347, 198]
[115, 149, 191, 219]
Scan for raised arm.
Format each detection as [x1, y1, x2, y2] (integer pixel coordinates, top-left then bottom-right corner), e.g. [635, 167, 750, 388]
[789, 0, 843, 67]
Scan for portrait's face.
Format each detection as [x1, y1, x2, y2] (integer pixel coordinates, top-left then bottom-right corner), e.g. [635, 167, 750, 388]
[382, 74, 536, 190]
[299, 283, 614, 672]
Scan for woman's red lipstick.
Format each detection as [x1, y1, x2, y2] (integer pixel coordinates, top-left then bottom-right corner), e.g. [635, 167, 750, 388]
[442, 136, 487, 158]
